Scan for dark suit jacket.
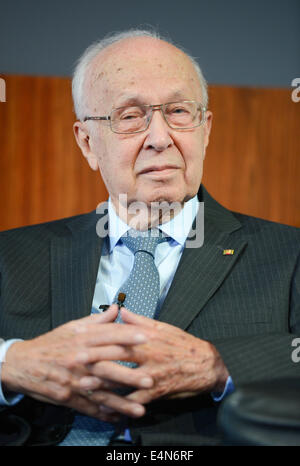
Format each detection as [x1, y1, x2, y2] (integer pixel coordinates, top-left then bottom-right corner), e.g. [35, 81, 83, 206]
[0, 186, 299, 446]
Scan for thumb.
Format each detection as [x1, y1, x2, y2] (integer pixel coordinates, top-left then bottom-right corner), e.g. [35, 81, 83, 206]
[93, 303, 119, 323]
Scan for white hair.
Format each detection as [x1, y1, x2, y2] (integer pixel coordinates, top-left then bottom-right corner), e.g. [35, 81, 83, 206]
[72, 29, 208, 121]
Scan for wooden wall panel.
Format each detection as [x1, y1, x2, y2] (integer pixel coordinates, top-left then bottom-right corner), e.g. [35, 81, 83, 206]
[0, 75, 108, 231]
[0, 75, 299, 231]
[202, 86, 300, 227]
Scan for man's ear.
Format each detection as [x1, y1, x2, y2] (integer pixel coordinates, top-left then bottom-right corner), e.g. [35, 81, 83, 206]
[73, 121, 98, 171]
[202, 111, 213, 160]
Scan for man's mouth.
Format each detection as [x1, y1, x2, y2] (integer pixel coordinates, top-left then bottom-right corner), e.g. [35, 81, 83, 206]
[138, 165, 180, 175]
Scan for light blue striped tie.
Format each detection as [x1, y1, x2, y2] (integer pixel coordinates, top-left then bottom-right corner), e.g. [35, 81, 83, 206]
[59, 229, 166, 445]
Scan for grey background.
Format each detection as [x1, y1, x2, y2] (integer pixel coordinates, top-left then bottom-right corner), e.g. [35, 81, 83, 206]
[0, 0, 299, 87]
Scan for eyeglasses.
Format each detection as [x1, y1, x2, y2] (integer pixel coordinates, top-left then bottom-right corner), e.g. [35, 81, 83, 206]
[83, 100, 206, 134]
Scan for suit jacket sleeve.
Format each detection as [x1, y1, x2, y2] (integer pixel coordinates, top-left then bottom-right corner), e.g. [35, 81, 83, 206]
[211, 250, 300, 385]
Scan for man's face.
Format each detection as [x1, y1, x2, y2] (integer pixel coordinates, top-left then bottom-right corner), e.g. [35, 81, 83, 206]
[74, 38, 212, 213]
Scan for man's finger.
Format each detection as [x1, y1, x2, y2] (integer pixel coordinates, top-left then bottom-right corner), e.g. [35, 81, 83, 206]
[91, 390, 146, 418]
[120, 307, 161, 328]
[90, 360, 153, 389]
[125, 388, 154, 405]
[73, 304, 119, 329]
[71, 323, 148, 348]
[77, 376, 119, 391]
[75, 344, 140, 364]
[91, 304, 119, 323]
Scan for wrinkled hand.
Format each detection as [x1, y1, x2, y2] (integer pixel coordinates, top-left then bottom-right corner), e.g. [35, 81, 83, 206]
[1, 305, 153, 422]
[87, 308, 229, 407]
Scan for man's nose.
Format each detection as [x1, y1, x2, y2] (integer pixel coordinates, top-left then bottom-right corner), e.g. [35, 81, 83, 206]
[143, 108, 174, 152]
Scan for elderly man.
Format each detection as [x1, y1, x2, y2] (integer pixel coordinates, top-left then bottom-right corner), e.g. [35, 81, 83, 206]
[0, 30, 299, 446]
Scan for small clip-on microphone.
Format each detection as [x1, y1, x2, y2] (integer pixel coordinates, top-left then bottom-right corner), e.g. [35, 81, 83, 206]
[117, 292, 126, 309]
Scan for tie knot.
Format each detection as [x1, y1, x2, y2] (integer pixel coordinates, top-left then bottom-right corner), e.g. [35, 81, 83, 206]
[121, 229, 167, 256]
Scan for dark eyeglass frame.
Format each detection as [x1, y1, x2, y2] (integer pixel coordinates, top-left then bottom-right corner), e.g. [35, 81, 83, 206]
[83, 100, 207, 134]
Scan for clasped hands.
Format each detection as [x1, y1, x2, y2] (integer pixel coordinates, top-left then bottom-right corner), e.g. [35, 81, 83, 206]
[2, 305, 229, 423]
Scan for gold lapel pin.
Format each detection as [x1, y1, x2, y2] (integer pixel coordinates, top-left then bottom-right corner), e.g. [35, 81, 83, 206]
[223, 249, 235, 255]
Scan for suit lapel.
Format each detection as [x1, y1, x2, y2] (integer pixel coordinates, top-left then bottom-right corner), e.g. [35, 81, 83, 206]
[158, 187, 247, 330]
[50, 211, 104, 329]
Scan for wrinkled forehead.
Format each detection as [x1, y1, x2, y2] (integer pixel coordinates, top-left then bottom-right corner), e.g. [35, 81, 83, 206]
[84, 38, 202, 111]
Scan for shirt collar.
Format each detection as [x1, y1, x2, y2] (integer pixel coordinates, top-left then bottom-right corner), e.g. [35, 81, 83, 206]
[107, 195, 199, 252]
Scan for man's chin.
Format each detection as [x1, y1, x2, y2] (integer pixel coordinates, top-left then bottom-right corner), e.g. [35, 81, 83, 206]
[128, 190, 188, 228]
[136, 187, 186, 206]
